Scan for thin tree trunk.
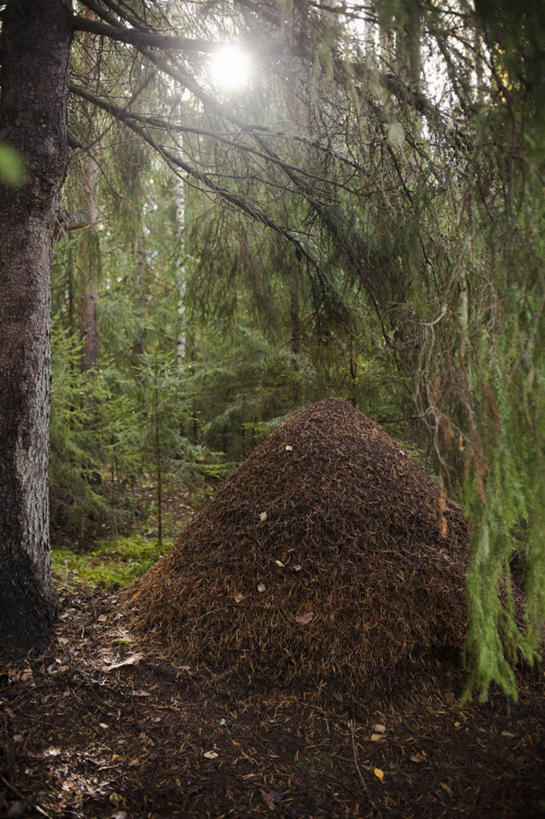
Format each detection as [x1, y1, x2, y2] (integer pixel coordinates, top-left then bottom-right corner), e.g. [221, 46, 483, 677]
[80, 190, 99, 372]
[290, 281, 301, 371]
[175, 168, 187, 374]
[133, 233, 148, 357]
[80, 8, 100, 373]
[67, 247, 75, 335]
[153, 356, 163, 546]
[0, 0, 72, 658]
[349, 334, 357, 406]
[473, 27, 484, 104]
[399, 5, 421, 90]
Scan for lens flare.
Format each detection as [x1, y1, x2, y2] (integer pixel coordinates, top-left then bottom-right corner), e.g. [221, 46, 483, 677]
[209, 44, 251, 91]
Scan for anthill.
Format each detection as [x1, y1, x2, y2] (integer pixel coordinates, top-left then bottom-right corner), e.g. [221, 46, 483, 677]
[130, 398, 470, 700]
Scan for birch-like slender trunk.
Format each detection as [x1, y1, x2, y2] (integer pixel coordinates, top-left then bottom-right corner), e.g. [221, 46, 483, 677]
[175, 168, 187, 374]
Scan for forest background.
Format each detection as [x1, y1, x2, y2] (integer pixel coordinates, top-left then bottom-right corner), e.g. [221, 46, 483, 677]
[2, 0, 545, 702]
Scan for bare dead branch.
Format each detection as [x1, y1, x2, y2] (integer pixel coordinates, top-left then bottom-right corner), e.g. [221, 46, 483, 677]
[69, 15, 226, 53]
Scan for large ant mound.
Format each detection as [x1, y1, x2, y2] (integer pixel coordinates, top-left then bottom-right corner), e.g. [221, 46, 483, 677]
[131, 398, 470, 698]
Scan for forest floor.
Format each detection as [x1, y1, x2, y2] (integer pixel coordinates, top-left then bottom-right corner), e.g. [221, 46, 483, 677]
[2, 486, 545, 818]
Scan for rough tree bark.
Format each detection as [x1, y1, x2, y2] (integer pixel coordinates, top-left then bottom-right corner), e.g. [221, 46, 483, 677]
[132, 233, 148, 358]
[0, 0, 72, 658]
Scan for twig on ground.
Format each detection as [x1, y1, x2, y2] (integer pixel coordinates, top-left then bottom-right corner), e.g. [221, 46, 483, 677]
[0, 774, 51, 818]
[350, 719, 370, 797]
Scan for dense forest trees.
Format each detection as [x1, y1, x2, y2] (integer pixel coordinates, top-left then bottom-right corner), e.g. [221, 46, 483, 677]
[1, 0, 545, 699]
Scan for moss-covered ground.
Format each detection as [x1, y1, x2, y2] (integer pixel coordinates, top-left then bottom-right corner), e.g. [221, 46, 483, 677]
[51, 535, 171, 589]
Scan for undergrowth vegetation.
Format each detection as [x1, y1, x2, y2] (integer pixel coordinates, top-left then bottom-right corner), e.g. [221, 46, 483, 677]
[51, 535, 171, 589]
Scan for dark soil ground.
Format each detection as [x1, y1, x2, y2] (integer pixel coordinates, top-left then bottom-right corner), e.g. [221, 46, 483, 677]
[1, 579, 545, 818]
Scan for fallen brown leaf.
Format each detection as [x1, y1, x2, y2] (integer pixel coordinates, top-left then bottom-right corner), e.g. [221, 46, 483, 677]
[203, 750, 219, 759]
[103, 653, 143, 671]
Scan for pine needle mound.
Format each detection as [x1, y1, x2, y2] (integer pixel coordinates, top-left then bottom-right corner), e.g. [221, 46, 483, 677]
[131, 398, 470, 697]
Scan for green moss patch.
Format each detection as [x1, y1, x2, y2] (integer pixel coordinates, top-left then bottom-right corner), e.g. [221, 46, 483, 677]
[52, 535, 171, 589]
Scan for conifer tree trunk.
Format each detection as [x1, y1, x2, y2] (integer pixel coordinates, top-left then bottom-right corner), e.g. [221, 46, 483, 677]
[133, 233, 148, 357]
[398, 4, 421, 89]
[0, 0, 72, 657]
[80, 165, 99, 372]
[290, 281, 301, 372]
[153, 355, 163, 547]
[80, 7, 100, 373]
[67, 247, 75, 336]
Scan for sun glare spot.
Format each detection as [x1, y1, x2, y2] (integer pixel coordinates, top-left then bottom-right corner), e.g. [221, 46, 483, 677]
[209, 44, 251, 91]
